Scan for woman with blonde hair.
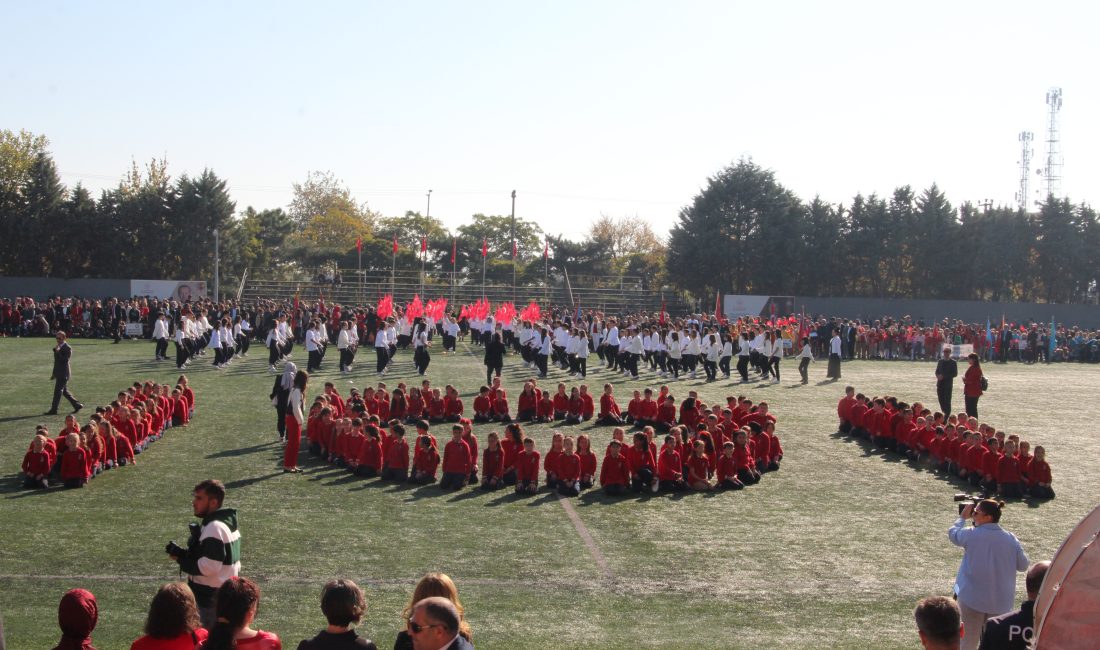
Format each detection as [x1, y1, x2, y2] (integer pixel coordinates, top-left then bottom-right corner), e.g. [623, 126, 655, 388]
[393, 573, 471, 650]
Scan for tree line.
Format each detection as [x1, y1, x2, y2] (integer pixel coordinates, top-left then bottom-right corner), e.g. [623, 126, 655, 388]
[1, 129, 1097, 304]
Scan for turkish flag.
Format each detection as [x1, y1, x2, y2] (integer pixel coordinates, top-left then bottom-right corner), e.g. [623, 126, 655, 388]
[481, 239, 488, 258]
[392, 235, 398, 254]
[451, 239, 456, 265]
[355, 235, 362, 253]
[512, 240, 517, 259]
[421, 237, 427, 253]
[543, 239, 549, 259]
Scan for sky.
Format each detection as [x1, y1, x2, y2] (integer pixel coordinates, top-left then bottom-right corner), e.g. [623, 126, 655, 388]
[3, 1, 1097, 241]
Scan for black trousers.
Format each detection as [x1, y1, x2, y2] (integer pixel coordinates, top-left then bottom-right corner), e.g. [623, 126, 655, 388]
[719, 356, 731, 376]
[736, 356, 750, 381]
[375, 346, 388, 372]
[605, 344, 619, 369]
[51, 376, 80, 412]
[827, 353, 841, 378]
[936, 381, 953, 416]
[770, 356, 780, 380]
[798, 357, 810, 382]
[486, 363, 502, 385]
[308, 349, 322, 371]
[964, 395, 979, 418]
[414, 347, 430, 374]
[154, 337, 168, 359]
[175, 342, 188, 368]
[536, 353, 549, 377]
[269, 342, 280, 366]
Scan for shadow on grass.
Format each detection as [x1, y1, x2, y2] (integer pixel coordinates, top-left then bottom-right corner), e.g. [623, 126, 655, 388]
[0, 414, 41, 424]
[206, 441, 279, 459]
[485, 489, 532, 507]
[222, 471, 285, 490]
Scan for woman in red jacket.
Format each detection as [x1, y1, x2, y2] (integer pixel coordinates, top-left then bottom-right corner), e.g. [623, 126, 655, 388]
[962, 353, 984, 418]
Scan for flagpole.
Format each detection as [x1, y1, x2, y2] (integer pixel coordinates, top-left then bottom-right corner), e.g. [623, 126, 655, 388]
[451, 239, 456, 307]
[510, 190, 517, 304]
[482, 242, 487, 300]
[390, 233, 396, 297]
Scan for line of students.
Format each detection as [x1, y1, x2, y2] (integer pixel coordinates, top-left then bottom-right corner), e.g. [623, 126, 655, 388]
[21, 376, 196, 490]
[835, 386, 1055, 499]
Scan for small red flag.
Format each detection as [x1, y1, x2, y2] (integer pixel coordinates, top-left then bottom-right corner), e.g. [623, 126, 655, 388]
[421, 237, 427, 253]
[451, 239, 456, 265]
[481, 239, 488, 258]
[512, 240, 517, 259]
[355, 235, 362, 253]
[659, 301, 666, 325]
[392, 235, 398, 254]
[543, 239, 549, 259]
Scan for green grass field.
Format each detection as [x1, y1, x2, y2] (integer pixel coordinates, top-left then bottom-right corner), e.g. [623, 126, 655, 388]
[2, 337, 1097, 649]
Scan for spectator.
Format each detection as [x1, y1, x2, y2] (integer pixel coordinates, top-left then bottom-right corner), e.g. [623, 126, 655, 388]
[51, 588, 98, 650]
[962, 353, 984, 418]
[393, 574, 471, 650]
[914, 595, 962, 650]
[948, 499, 1030, 650]
[204, 577, 281, 650]
[404, 598, 473, 650]
[130, 582, 208, 650]
[978, 561, 1050, 650]
[297, 579, 377, 650]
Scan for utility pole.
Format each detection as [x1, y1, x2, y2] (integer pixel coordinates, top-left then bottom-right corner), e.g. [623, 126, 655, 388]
[422, 189, 431, 297]
[510, 190, 517, 303]
[213, 228, 220, 303]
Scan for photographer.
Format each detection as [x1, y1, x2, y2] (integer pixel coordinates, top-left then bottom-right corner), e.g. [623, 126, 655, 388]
[948, 499, 1029, 650]
[167, 479, 241, 630]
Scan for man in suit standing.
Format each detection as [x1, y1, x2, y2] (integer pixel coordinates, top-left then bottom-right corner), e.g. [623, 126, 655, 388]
[935, 347, 958, 415]
[405, 597, 474, 650]
[46, 331, 83, 415]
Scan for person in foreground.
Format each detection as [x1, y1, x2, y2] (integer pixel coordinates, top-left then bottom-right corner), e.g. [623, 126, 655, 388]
[948, 499, 1029, 650]
[204, 577, 281, 649]
[914, 595, 962, 650]
[168, 479, 242, 630]
[297, 578, 377, 650]
[130, 582, 208, 650]
[51, 588, 98, 650]
[978, 561, 1049, 650]
[393, 573, 472, 650]
[405, 598, 473, 650]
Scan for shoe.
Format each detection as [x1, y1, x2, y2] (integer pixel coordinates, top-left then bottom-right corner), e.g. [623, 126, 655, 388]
[72, 403, 83, 413]
[43, 410, 58, 415]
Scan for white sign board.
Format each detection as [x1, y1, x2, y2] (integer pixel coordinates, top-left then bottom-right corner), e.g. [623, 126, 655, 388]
[130, 280, 207, 301]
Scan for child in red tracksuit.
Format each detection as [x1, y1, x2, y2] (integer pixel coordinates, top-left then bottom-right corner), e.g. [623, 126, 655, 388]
[481, 432, 505, 490]
[733, 430, 760, 485]
[492, 392, 512, 423]
[556, 436, 582, 497]
[23, 435, 52, 489]
[656, 435, 686, 491]
[473, 386, 492, 423]
[576, 434, 597, 489]
[439, 425, 472, 490]
[552, 385, 569, 420]
[460, 420, 479, 484]
[997, 440, 1023, 498]
[628, 432, 657, 493]
[536, 392, 555, 423]
[686, 440, 711, 491]
[600, 440, 630, 496]
[411, 435, 439, 484]
[597, 384, 624, 426]
[578, 385, 595, 421]
[716, 441, 745, 490]
[501, 425, 524, 485]
[656, 396, 677, 432]
[60, 433, 89, 489]
[382, 424, 409, 481]
[444, 386, 464, 422]
[515, 438, 540, 494]
[544, 433, 564, 487]
[1028, 445, 1054, 499]
[357, 426, 384, 478]
[565, 388, 585, 425]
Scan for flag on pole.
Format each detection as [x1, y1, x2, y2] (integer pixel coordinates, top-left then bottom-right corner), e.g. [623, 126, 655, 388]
[543, 239, 549, 259]
[451, 239, 456, 265]
[659, 300, 666, 325]
[1049, 316, 1056, 360]
[481, 239, 488, 258]
[392, 235, 398, 253]
[986, 316, 992, 344]
[512, 239, 517, 259]
[355, 235, 362, 253]
[714, 291, 726, 325]
[421, 237, 427, 253]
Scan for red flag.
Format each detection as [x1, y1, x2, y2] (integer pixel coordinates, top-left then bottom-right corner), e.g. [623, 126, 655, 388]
[512, 240, 517, 259]
[355, 235, 362, 253]
[450, 239, 456, 265]
[543, 239, 549, 259]
[481, 239, 488, 258]
[714, 291, 727, 325]
[421, 237, 427, 253]
[392, 235, 398, 254]
[659, 301, 666, 325]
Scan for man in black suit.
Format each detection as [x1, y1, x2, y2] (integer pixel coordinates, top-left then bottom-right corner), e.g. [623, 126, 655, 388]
[935, 347, 958, 415]
[978, 561, 1048, 650]
[406, 597, 474, 650]
[46, 331, 83, 415]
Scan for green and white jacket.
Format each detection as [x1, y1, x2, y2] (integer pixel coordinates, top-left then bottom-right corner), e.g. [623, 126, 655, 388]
[178, 508, 241, 605]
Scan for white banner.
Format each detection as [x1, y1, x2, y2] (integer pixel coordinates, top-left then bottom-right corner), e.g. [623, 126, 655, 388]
[130, 279, 207, 301]
[946, 343, 974, 359]
[722, 295, 795, 319]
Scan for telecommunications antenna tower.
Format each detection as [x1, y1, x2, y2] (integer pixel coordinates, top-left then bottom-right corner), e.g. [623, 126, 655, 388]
[1015, 131, 1033, 211]
[1041, 87, 1063, 202]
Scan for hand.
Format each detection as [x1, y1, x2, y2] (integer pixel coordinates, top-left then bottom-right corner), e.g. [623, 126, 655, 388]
[168, 553, 179, 561]
[960, 503, 975, 519]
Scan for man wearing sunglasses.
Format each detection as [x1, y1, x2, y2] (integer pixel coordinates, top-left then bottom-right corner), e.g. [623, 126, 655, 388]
[406, 597, 473, 650]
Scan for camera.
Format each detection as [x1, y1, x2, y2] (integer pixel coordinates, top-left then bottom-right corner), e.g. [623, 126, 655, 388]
[165, 540, 186, 557]
[953, 493, 985, 514]
[165, 522, 202, 558]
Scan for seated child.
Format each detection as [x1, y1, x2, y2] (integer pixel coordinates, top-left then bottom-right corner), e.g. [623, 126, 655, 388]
[600, 440, 630, 496]
[23, 435, 52, 489]
[481, 432, 504, 491]
[715, 441, 745, 490]
[410, 435, 439, 484]
[556, 436, 581, 497]
[514, 438, 541, 494]
[576, 434, 597, 489]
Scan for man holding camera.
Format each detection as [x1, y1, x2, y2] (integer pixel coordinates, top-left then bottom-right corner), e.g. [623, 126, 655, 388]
[167, 479, 241, 629]
[948, 499, 1029, 650]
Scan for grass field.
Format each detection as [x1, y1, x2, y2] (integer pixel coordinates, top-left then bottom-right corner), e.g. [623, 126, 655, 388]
[1, 337, 1097, 649]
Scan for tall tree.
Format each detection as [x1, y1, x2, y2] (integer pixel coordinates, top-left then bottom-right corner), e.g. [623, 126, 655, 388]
[18, 151, 66, 275]
[288, 170, 374, 230]
[0, 129, 50, 272]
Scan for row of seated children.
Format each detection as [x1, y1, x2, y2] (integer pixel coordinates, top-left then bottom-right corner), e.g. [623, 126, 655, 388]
[835, 386, 1054, 499]
[476, 379, 596, 424]
[21, 377, 196, 489]
[596, 384, 780, 436]
[323, 379, 466, 426]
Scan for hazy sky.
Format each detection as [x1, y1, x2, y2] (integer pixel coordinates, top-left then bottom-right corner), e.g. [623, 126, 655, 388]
[4, 1, 1097, 241]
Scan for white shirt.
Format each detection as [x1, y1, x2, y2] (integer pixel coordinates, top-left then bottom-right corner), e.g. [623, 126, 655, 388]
[606, 326, 620, 346]
[305, 329, 320, 352]
[831, 335, 842, 355]
[375, 328, 389, 348]
[338, 329, 350, 350]
[152, 318, 169, 339]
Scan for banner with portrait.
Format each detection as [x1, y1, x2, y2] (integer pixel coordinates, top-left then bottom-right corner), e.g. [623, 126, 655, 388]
[722, 295, 796, 320]
[130, 279, 207, 301]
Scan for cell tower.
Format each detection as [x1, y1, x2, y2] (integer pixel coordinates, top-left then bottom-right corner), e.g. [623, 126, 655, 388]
[1041, 87, 1063, 202]
[1015, 131, 1033, 211]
